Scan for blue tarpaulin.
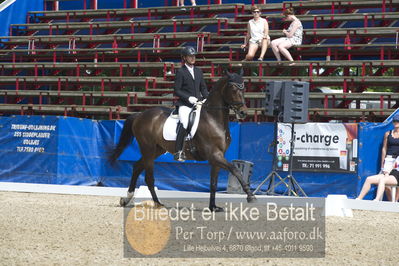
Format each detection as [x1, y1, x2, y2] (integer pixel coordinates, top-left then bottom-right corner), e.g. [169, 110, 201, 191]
[357, 121, 394, 200]
[0, 0, 42, 37]
[0, 115, 393, 199]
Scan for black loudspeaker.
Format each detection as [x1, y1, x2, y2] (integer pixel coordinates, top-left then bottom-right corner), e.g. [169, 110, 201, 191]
[282, 81, 309, 123]
[264, 81, 309, 123]
[264, 81, 284, 116]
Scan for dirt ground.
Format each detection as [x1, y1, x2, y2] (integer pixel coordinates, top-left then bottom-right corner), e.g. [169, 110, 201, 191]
[0, 191, 398, 266]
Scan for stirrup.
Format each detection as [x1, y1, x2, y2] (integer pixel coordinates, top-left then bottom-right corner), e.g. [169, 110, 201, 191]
[174, 151, 186, 162]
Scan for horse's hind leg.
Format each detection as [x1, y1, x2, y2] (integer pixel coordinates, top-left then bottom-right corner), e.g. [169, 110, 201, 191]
[120, 158, 145, 207]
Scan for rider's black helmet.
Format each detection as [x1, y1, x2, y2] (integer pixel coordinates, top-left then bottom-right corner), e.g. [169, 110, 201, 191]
[181, 46, 197, 57]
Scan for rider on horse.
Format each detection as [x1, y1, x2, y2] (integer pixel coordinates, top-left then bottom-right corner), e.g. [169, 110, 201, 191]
[174, 46, 209, 162]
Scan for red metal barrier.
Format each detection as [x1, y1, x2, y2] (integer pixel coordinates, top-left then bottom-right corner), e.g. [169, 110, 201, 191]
[34, 64, 38, 77]
[53, 1, 59, 11]
[91, 0, 97, 10]
[101, 79, 105, 97]
[57, 78, 61, 96]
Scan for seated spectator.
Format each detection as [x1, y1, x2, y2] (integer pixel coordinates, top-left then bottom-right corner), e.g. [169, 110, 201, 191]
[270, 7, 303, 66]
[240, 5, 270, 61]
[356, 115, 399, 201]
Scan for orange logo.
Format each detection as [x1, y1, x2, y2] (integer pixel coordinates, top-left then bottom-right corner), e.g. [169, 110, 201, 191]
[125, 201, 171, 255]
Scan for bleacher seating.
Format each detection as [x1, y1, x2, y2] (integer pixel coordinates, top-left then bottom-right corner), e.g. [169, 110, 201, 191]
[0, 0, 398, 121]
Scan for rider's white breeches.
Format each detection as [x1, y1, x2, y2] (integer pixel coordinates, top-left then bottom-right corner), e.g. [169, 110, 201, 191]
[178, 105, 191, 129]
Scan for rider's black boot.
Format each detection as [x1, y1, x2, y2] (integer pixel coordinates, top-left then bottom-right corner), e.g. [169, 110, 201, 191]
[174, 125, 187, 162]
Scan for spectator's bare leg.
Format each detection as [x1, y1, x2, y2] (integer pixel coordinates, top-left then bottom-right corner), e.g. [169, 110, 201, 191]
[258, 39, 268, 60]
[271, 38, 285, 61]
[356, 174, 381, 200]
[179, 0, 184, 6]
[190, 0, 196, 6]
[244, 43, 259, 61]
[374, 175, 398, 201]
[277, 40, 294, 62]
[385, 186, 392, 201]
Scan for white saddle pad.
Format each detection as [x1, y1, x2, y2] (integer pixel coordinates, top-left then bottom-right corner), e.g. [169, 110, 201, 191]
[162, 105, 202, 141]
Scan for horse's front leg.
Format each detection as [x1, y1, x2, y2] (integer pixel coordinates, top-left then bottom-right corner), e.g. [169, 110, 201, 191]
[210, 153, 257, 203]
[209, 165, 224, 212]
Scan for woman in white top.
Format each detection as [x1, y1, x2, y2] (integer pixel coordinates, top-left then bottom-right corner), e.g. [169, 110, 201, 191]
[271, 8, 303, 65]
[356, 115, 399, 201]
[241, 5, 270, 61]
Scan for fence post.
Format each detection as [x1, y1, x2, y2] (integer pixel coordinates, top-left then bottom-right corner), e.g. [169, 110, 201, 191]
[53, 1, 59, 11]
[90, 0, 97, 10]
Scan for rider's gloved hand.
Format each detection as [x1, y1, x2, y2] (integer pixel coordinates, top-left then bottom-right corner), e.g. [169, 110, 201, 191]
[188, 97, 198, 105]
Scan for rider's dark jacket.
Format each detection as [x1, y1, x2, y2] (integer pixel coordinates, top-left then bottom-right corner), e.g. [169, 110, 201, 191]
[174, 64, 209, 107]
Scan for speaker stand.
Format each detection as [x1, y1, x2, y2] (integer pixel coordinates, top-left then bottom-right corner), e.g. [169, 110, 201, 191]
[253, 122, 307, 197]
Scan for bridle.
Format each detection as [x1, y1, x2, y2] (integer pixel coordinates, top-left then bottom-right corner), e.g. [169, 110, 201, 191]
[225, 82, 246, 115]
[203, 80, 245, 111]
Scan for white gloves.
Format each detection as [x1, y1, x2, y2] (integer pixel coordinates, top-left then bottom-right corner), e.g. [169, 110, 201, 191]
[188, 97, 198, 105]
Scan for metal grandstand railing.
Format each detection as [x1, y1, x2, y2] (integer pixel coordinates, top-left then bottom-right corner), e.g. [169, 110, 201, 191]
[0, 0, 398, 121]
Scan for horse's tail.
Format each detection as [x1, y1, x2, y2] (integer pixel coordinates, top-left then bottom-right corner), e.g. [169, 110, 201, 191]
[108, 113, 138, 165]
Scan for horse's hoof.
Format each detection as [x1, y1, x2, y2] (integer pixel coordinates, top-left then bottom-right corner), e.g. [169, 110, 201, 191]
[209, 206, 224, 212]
[120, 197, 129, 207]
[247, 195, 257, 203]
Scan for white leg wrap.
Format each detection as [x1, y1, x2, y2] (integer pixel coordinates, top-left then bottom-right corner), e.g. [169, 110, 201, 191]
[126, 197, 136, 206]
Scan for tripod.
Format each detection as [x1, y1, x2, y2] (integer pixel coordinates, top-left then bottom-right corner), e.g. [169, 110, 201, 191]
[253, 120, 307, 197]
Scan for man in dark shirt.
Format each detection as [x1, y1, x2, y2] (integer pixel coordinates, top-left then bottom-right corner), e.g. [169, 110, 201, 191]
[173, 46, 209, 162]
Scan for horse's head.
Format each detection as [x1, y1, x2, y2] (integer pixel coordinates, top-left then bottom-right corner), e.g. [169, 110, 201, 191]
[224, 69, 247, 120]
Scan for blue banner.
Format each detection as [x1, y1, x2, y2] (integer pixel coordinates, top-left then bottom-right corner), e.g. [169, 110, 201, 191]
[0, 115, 392, 199]
[55, 117, 100, 185]
[0, 115, 58, 183]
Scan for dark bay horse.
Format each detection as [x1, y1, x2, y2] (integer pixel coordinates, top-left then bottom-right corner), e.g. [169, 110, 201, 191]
[108, 71, 257, 211]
